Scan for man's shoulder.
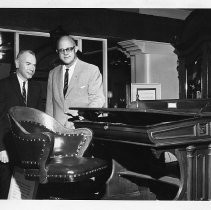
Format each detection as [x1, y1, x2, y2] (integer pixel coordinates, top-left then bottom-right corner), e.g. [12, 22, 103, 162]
[78, 59, 98, 70]
[29, 80, 42, 89]
[49, 65, 61, 75]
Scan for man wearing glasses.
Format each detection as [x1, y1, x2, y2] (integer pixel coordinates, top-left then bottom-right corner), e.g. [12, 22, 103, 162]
[45, 35, 105, 128]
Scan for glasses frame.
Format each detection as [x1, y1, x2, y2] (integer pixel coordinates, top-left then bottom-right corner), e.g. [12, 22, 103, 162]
[57, 46, 75, 54]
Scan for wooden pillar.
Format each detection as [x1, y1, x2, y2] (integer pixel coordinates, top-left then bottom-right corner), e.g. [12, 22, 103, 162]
[207, 143, 211, 200]
[186, 145, 196, 200]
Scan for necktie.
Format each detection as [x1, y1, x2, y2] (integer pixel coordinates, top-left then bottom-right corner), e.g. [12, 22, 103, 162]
[22, 81, 27, 105]
[63, 69, 69, 97]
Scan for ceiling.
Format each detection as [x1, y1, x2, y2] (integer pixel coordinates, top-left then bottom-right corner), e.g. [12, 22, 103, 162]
[112, 8, 193, 20]
[0, 8, 189, 43]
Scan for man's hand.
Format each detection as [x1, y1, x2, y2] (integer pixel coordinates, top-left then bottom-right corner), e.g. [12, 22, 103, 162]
[66, 109, 84, 121]
[66, 109, 79, 117]
[64, 121, 75, 129]
[0, 150, 9, 163]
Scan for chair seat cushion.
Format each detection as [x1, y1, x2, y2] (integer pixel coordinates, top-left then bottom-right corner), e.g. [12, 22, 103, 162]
[25, 157, 108, 183]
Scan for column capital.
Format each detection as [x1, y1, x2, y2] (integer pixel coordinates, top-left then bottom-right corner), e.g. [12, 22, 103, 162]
[118, 39, 175, 55]
[118, 39, 142, 56]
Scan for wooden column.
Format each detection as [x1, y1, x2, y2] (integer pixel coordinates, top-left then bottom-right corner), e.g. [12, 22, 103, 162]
[207, 143, 211, 200]
[186, 145, 196, 200]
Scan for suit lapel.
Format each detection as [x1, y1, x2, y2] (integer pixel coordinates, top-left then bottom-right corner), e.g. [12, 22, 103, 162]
[55, 65, 65, 102]
[10, 73, 25, 105]
[27, 80, 35, 107]
[65, 60, 82, 98]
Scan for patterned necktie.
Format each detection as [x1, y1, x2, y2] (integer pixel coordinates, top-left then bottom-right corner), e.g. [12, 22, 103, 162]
[63, 68, 69, 97]
[22, 81, 27, 105]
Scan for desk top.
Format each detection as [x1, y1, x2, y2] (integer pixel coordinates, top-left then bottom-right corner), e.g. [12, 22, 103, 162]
[71, 99, 211, 148]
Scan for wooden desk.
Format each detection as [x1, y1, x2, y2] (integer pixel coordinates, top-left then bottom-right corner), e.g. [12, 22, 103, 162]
[72, 99, 211, 200]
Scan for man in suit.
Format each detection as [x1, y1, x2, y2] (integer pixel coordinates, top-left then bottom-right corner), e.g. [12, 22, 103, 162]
[46, 35, 105, 128]
[0, 50, 43, 199]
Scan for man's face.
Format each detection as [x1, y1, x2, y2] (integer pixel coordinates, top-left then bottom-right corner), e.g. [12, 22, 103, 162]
[57, 37, 78, 66]
[16, 52, 36, 80]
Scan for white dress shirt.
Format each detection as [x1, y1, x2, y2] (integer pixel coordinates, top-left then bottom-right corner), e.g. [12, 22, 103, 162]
[16, 73, 28, 103]
[62, 58, 78, 87]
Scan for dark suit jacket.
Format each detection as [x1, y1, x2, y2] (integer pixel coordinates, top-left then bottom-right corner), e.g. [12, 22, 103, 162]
[0, 72, 43, 152]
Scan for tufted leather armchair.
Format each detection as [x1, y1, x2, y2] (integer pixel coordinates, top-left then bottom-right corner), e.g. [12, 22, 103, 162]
[8, 106, 109, 199]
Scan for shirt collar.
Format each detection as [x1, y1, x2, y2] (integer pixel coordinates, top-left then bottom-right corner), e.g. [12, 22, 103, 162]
[62, 58, 78, 72]
[16, 72, 28, 85]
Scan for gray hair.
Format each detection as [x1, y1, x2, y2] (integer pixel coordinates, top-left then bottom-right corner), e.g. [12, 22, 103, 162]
[16, 50, 35, 59]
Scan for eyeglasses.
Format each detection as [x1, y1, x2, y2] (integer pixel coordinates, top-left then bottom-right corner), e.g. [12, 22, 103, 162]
[57, 46, 75, 54]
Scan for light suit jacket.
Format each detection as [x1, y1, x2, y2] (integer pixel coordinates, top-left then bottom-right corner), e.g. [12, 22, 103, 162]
[45, 59, 105, 126]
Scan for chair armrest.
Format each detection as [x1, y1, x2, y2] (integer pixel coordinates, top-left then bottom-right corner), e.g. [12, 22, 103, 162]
[50, 128, 93, 158]
[11, 127, 54, 183]
[38, 132, 54, 183]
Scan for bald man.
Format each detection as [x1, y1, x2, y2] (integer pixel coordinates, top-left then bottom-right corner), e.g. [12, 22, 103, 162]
[0, 50, 43, 199]
[46, 35, 105, 128]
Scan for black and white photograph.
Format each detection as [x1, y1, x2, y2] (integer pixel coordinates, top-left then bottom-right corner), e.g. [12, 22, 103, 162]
[0, 0, 211, 209]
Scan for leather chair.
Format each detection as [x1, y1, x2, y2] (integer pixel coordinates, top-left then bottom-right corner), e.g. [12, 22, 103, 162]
[8, 106, 110, 199]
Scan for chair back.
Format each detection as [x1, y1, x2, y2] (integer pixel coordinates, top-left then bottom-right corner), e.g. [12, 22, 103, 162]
[8, 107, 109, 187]
[8, 114, 53, 169]
[9, 106, 93, 159]
[9, 106, 74, 133]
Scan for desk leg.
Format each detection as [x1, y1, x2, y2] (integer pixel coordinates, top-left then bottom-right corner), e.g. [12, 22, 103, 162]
[208, 144, 211, 200]
[186, 145, 196, 200]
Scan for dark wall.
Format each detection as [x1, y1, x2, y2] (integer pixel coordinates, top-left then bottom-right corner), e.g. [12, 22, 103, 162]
[173, 9, 211, 56]
[0, 8, 184, 43]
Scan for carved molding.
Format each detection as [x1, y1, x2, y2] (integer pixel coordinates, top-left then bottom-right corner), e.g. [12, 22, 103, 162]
[118, 39, 176, 56]
[118, 40, 142, 56]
